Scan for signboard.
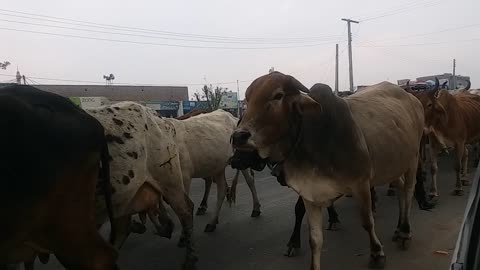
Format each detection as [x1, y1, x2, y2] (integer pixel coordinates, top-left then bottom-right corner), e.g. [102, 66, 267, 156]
[146, 101, 179, 111]
[69, 97, 81, 107]
[182, 101, 197, 111]
[219, 91, 238, 109]
[182, 101, 209, 110]
[69, 97, 108, 108]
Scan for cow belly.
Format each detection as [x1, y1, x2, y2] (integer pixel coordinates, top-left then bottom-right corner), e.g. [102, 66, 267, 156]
[286, 170, 345, 204]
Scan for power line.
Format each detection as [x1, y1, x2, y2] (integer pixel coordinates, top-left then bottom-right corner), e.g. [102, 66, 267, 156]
[0, 73, 252, 87]
[0, 9, 343, 43]
[357, 23, 480, 45]
[0, 18, 344, 45]
[0, 27, 347, 50]
[354, 0, 444, 22]
[357, 38, 480, 47]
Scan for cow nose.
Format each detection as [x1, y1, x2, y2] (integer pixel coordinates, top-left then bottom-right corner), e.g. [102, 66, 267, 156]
[232, 130, 251, 147]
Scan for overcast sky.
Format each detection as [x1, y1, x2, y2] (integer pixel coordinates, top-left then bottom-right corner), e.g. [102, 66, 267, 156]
[1, 0, 478, 98]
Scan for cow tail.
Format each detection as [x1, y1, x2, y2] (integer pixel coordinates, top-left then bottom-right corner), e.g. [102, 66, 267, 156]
[101, 138, 117, 244]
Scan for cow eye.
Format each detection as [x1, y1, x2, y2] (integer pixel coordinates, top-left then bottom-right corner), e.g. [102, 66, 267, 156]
[273, 93, 284, 100]
[427, 103, 432, 108]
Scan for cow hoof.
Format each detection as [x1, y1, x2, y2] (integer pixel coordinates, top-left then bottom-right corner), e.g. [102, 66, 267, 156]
[284, 246, 299, 257]
[196, 207, 207, 216]
[386, 189, 395, 196]
[130, 220, 147, 234]
[182, 260, 197, 270]
[204, 223, 217, 232]
[418, 200, 436, 211]
[368, 254, 386, 269]
[398, 238, 411, 251]
[451, 190, 464, 196]
[326, 222, 341, 231]
[156, 222, 174, 239]
[462, 180, 471, 186]
[251, 210, 261, 218]
[392, 231, 400, 242]
[38, 253, 50, 264]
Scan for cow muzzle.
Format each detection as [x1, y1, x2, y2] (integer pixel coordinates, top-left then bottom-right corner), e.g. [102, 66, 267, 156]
[231, 129, 252, 148]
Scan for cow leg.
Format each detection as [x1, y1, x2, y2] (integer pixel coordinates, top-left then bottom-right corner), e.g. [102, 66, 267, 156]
[163, 190, 197, 270]
[354, 183, 385, 269]
[54, 229, 118, 270]
[241, 169, 261, 217]
[285, 196, 305, 257]
[155, 199, 175, 239]
[429, 143, 440, 198]
[204, 171, 227, 232]
[326, 204, 341, 231]
[414, 162, 436, 210]
[196, 178, 212, 216]
[393, 165, 416, 250]
[303, 199, 324, 270]
[452, 144, 466, 196]
[110, 215, 132, 250]
[474, 143, 480, 167]
[226, 170, 240, 206]
[461, 147, 470, 186]
[370, 187, 377, 213]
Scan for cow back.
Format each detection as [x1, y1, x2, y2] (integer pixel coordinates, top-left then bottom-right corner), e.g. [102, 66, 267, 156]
[167, 109, 238, 178]
[0, 85, 105, 207]
[345, 82, 425, 183]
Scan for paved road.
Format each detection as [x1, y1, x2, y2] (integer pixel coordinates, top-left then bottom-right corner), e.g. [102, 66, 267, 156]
[36, 156, 473, 270]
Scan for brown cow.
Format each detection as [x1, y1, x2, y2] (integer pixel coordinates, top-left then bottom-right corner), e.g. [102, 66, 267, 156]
[0, 84, 118, 270]
[416, 78, 480, 196]
[232, 71, 424, 270]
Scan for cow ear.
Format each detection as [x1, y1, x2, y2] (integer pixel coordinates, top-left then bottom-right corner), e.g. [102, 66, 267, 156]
[294, 94, 322, 115]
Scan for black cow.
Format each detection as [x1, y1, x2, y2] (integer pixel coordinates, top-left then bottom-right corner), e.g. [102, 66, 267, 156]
[0, 85, 118, 270]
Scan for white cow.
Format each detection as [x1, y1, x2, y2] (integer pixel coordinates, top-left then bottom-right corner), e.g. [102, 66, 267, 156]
[160, 109, 261, 232]
[87, 101, 197, 270]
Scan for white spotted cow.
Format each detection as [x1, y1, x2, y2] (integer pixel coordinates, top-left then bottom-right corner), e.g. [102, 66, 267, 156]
[87, 101, 198, 270]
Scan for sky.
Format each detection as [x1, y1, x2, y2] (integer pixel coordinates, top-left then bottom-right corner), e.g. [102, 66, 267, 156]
[1, 0, 478, 99]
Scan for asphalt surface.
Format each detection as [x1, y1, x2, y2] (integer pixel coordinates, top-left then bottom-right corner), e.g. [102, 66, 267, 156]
[35, 155, 473, 270]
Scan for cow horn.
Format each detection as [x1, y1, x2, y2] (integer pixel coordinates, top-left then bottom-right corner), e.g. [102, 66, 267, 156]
[431, 77, 440, 97]
[288, 75, 310, 93]
[406, 80, 411, 91]
[465, 80, 471, 90]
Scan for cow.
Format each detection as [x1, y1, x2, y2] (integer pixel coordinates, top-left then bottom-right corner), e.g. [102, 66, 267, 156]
[0, 85, 119, 270]
[160, 109, 261, 232]
[230, 84, 435, 258]
[175, 109, 261, 218]
[413, 78, 480, 196]
[231, 71, 424, 270]
[83, 101, 198, 270]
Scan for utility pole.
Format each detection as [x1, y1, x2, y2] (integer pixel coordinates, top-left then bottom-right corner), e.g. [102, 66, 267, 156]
[335, 44, 339, 95]
[341, 18, 359, 92]
[452, 59, 456, 89]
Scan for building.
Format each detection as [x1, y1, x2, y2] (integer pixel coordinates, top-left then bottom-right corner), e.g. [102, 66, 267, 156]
[399, 73, 470, 90]
[0, 82, 242, 117]
[0, 83, 189, 117]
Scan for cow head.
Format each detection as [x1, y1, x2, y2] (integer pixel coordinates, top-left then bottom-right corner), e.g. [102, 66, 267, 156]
[231, 71, 320, 161]
[413, 77, 451, 135]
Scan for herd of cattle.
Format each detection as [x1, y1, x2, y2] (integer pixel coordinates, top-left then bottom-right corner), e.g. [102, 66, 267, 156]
[0, 71, 479, 270]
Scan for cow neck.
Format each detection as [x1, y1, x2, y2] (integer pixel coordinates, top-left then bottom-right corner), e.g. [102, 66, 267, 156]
[282, 95, 367, 179]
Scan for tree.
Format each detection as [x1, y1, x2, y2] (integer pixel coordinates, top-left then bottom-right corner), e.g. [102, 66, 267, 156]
[0, 61, 10, 70]
[193, 84, 228, 111]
